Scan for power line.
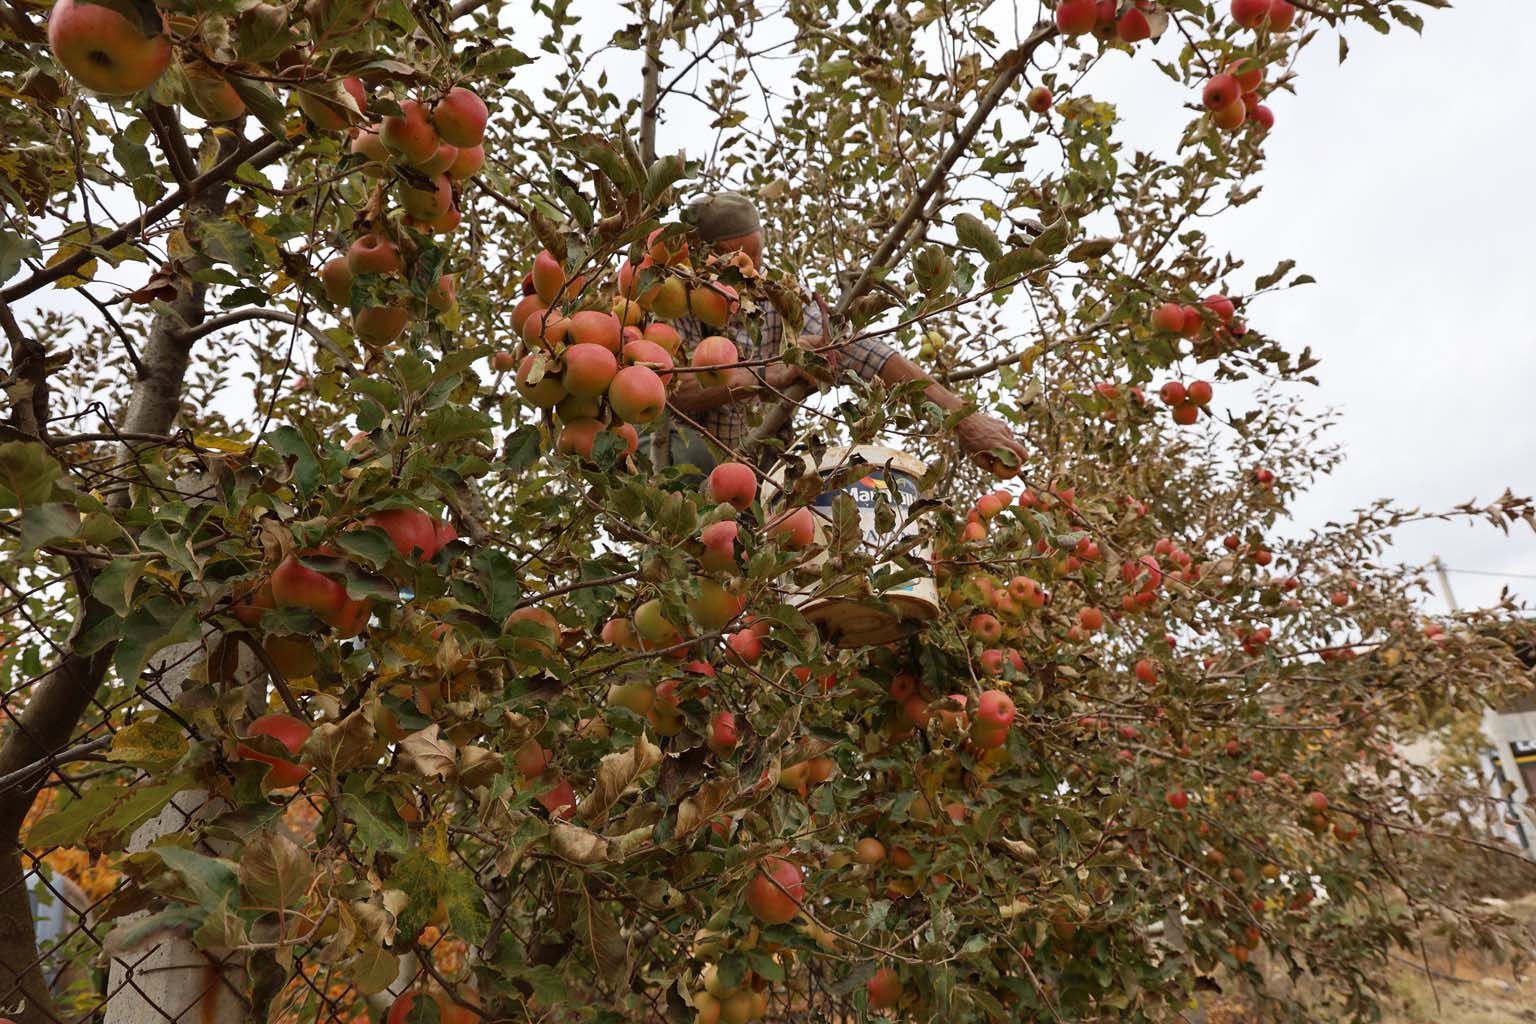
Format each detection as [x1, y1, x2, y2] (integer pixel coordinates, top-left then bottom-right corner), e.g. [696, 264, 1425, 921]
[1438, 566, 1536, 581]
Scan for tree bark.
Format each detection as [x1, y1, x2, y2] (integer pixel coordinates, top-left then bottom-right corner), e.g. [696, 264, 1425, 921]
[0, 126, 243, 1023]
[0, 587, 114, 1024]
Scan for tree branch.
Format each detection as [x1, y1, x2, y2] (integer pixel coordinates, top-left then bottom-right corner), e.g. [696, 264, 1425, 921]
[742, 23, 1056, 459]
[176, 306, 356, 371]
[0, 299, 48, 439]
[0, 134, 287, 304]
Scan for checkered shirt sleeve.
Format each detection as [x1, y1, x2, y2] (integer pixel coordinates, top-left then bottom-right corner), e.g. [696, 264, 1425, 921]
[798, 302, 898, 383]
[671, 286, 901, 453]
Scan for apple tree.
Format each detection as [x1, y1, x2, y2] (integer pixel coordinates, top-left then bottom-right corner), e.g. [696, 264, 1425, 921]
[1, 0, 1533, 1023]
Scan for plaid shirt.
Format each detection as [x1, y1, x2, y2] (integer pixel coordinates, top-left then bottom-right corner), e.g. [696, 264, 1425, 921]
[673, 297, 897, 452]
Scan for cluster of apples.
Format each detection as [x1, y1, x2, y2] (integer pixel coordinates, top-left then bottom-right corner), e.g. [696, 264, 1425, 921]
[1150, 292, 1241, 341]
[1202, 58, 1276, 132]
[1048, 2, 1291, 135]
[689, 965, 772, 1024]
[596, 459, 819, 708]
[233, 506, 456, 669]
[883, 670, 1018, 753]
[1054, 0, 1163, 42]
[1157, 377, 1213, 425]
[502, 228, 755, 463]
[503, 246, 677, 459]
[313, 86, 486, 343]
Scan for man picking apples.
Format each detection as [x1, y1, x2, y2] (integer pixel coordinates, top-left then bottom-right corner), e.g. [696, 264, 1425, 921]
[666, 192, 1028, 476]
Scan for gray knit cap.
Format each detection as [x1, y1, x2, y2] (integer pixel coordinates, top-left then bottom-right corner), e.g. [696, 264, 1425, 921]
[687, 191, 762, 242]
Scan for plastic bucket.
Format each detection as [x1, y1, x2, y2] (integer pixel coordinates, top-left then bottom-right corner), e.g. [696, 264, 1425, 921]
[772, 445, 940, 647]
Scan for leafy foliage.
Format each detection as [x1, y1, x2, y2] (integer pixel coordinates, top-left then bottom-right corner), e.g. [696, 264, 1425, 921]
[1, 1, 1532, 1023]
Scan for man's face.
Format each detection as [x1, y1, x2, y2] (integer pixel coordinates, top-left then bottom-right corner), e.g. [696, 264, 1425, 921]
[713, 230, 764, 271]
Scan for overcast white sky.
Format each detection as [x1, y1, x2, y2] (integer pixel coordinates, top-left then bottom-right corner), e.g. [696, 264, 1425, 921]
[19, 1, 1531, 615]
[1116, 3, 1536, 616]
[617, 0, 1536, 616]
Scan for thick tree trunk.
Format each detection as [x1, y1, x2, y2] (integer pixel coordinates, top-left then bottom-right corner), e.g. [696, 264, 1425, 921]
[0, 127, 241, 1024]
[0, 610, 114, 1024]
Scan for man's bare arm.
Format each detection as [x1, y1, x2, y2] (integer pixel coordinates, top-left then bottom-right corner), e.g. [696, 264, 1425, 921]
[668, 364, 802, 415]
[878, 353, 1028, 471]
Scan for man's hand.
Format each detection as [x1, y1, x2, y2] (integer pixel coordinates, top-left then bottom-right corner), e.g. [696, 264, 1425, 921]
[956, 412, 1028, 477]
[762, 361, 808, 391]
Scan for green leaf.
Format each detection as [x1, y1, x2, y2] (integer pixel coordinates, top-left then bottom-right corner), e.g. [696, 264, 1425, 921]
[18, 503, 80, 555]
[108, 716, 188, 772]
[227, 75, 287, 137]
[340, 787, 409, 853]
[420, 405, 493, 445]
[390, 847, 491, 945]
[24, 785, 122, 847]
[1033, 219, 1070, 256]
[114, 601, 200, 687]
[0, 442, 63, 507]
[953, 213, 1003, 262]
[105, 906, 203, 954]
[91, 558, 145, 616]
[152, 845, 240, 913]
[1255, 259, 1296, 290]
[476, 46, 534, 74]
[442, 865, 491, 945]
[266, 426, 320, 496]
[644, 153, 690, 204]
[0, 229, 43, 285]
[352, 942, 400, 996]
[193, 218, 262, 274]
[504, 426, 541, 473]
[1067, 236, 1116, 262]
[983, 248, 1049, 287]
[565, 134, 636, 191]
[472, 548, 521, 620]
[192, 894, 250, 950]
[334, 527, 396, 569]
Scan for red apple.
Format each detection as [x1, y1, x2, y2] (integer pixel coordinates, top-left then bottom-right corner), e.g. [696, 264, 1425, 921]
[1151, 301, 1185, 333]
[380, 99, 440, 165]
[1117, 6, 1151, 42]
[867, 967, 902, 1010]
[561, 343, 619, 398]
[433, 86, 488, 147]
[745, 857, 804, 924]
[1055, 0, 1098, 34]
[1202, 73, 1240, 111]
[347, 234, 403, 276]
[607, 365, 667, 424]
[766, 507, 815, 548]
[690, 335, 740, 389]
[706, 462, 757, 511]
[687, 283, 739, 328]
[47, 0, 171, 96]
[1231, 0, 1270, 28]
[364, 508, 440, 560]
[237, 713, 311, 788]
[708, 711, 738, 758]
[566, 310, 623, 353]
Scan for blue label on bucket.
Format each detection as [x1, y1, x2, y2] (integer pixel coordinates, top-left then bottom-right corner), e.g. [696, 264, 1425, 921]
[814, 468, 926, 591]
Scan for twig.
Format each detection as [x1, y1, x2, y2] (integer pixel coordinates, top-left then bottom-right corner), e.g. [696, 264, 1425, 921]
[0, 735, 114, 794]
[1, 134, 288, 303]
[743, 23, 1057, 458]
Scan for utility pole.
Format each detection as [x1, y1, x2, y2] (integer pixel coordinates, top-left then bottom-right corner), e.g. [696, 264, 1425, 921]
[1431, 556, 1459, 613]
